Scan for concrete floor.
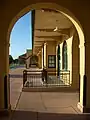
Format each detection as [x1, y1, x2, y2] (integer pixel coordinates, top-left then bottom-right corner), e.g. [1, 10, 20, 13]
[16, 92, 79, 114]
[10, 68, 79, 113]
[10, 68, 24, 109]
[1, 67, 90, 120]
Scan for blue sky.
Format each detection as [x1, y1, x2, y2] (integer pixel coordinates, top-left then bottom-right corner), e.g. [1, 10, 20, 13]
[10, 11, 32, 59]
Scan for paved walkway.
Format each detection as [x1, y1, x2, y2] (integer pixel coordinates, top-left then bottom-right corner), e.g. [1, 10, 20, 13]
[17, 92, 79, 113]
[10, 67, 79, 113]
[1, 67, 90, 120]
[10, 68, 24, 109]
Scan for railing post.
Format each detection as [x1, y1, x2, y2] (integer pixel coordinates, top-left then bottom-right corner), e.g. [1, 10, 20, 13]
[23, 70, 27, 87]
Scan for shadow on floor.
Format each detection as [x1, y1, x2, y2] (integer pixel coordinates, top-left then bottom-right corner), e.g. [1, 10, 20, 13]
[1, 110, 90, 120]
[10, 74, 23, 78]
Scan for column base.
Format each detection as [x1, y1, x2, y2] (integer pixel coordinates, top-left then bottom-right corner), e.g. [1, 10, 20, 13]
[0, 104, 11, 116]
[77, 102, 84, 113]
[77, 102, 90, 113]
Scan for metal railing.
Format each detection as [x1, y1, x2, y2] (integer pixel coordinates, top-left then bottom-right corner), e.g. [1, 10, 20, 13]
[23, 69, 70, 88]
[60, 70, 70, 85]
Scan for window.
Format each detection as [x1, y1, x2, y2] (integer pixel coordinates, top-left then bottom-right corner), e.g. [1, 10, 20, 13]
[57, 45, 60, 76]
[62, 41, 68, 70]
[48, 55, 56, 68]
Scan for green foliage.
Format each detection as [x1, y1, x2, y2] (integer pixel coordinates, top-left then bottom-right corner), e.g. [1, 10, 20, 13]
[18, 58, 25, 64]
[9, 55, 13, 64]
[13, 59, 19, 64]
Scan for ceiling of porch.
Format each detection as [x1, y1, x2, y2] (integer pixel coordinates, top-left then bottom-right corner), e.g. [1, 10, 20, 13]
[33, 9, 74, 54]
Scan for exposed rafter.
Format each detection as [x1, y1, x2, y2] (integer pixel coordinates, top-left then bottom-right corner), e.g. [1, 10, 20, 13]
[33, 9, 73, 53]
[35, 28, 70, 36]
[41, 8, 59, 13]
[35, 35, 62, 39]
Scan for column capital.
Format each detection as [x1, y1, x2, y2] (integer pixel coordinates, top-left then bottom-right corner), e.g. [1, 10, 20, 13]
[56, 40, 63, 46]
[79, 44, 85, 48]
[79, 42, 90, 48]
[44, 42, 47, 46]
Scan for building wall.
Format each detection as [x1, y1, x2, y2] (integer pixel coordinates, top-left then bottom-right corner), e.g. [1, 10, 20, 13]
[46, 41, 56, 75]
[37, 51, 42, 68]
[26, 49, 32, 68]
[44, 43, 47, 67]
[42, 47, 44, 69]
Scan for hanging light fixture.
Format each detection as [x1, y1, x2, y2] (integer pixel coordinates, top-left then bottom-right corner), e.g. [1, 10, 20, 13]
[41, 9, 44, 12]
[53, 26, 58, 31]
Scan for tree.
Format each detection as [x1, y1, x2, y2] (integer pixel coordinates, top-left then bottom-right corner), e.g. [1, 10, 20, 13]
[9, 55, 13, 64]
[18, 58, 25, 64]
[13, 59, 19, 64]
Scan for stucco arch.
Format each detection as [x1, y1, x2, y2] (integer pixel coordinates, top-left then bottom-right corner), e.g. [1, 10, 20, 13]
[5, 2, 85, 112]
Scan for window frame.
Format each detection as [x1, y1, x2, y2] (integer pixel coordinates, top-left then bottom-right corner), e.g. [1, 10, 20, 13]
[48, 55, 56, 68]
[62, 41, 68, 71]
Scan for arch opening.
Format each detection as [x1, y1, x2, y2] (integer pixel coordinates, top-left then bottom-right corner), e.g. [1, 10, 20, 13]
[7, 3, 85, 45]
[7, 2, 85, 113]
[62, 41, 68, 71]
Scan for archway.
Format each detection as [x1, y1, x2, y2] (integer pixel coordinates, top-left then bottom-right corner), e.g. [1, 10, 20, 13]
[62, 41, 68, 71]
[5, 3, 85, 113]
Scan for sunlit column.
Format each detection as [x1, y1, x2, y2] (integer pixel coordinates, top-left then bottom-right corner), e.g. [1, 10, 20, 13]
[44, 43, 47, 68]
[77, 44, 85, 112]
[41, 46, 44, 69]
[46, 41, 56, 75]
[37, 51, 42, 68]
